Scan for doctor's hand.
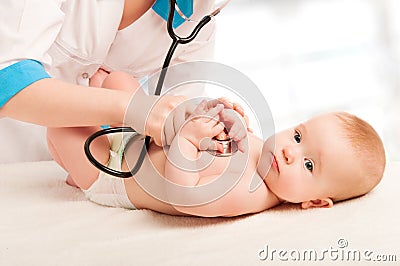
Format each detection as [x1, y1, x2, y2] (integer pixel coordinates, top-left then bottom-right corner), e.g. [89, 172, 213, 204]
[148, 94, 188, 146]
[125, 90, 187, 146]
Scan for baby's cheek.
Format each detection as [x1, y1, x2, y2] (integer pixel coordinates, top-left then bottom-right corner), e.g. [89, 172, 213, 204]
[277, 178, 304, 202]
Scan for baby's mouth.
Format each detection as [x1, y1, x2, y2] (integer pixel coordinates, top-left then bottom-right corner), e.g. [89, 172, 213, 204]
[272, 153, 280, 173]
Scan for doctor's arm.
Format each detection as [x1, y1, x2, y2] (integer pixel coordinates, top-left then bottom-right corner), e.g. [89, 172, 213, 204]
[0, 76, 185, 144]
[0, 77, 129, 127]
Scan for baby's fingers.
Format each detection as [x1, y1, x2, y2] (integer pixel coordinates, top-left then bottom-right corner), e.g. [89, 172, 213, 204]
[210, 119, 225, 137]
[204, 103, 224, 121]
[229, 122, 247, 143]
[232, 102, 244, 117]
[232, 102, 252, 132]
[192, 100, 208, 116]
[199, 137, 224, 153]
[236, 138, 248, 153]
[207, 98, 233, 110]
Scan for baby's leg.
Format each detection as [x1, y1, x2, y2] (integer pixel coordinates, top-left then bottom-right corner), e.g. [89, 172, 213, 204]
[47, 126, 110, 190]
[46, 137, 77, 187]
[47, 72, 140, 189]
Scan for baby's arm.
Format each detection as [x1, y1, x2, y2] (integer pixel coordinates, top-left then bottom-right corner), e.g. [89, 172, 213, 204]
[164, 101, 225, 187]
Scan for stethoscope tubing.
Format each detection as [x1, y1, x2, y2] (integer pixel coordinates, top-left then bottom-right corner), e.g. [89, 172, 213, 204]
[84, 0, 213, 178]
[84, 127, 138, 178]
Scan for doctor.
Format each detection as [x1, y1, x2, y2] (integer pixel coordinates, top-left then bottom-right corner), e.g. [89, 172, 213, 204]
[0, 0, 227, 162]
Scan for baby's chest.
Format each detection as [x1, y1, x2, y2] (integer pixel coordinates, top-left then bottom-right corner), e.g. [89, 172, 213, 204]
[197, 151, 258, 186]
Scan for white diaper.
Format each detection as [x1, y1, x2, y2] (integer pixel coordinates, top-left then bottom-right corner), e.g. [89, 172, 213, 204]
[83, 133, 136, 209]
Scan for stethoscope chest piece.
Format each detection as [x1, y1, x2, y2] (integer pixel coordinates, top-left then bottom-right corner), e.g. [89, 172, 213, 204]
[206, 137, 238, 157]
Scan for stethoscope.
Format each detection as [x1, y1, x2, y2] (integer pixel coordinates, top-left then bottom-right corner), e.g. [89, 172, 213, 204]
[84, 0, 236, 178]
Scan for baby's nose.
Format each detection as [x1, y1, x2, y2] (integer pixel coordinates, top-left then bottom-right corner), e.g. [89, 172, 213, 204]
[282, 146, 297, 164]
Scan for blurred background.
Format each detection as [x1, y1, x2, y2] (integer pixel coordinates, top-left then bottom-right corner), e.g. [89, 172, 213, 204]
[208, 0, 400, 161]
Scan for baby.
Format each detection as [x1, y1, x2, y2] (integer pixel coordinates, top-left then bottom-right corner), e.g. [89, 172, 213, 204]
[47, 72, 386, 217]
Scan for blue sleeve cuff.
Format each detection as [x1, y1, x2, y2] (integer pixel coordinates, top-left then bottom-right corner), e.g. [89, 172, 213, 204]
[152, 0, 193, 28]
[0, 59, 51, 108]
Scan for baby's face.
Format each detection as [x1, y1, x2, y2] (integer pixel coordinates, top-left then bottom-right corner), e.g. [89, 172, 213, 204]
[257, 113, 359, 203]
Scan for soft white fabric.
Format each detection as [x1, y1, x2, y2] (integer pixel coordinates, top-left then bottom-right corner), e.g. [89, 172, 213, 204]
[0, 160, 398, 265]
[0, 118, 52, 163]
[0, 0, 216, 76]
[83, 171, 135, 210]
[0, 0, 216, 163]
[83, 133, 136, 209]
[0, 0, 66, 69]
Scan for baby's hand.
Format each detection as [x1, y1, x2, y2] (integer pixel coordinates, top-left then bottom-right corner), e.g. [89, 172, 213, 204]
[219, 108, 248, 152]
[207, 98, 252, 133]
[180, 100, 225, 151]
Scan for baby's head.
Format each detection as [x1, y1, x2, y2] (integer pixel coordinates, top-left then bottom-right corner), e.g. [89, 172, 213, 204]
[257, 112, 386, 208]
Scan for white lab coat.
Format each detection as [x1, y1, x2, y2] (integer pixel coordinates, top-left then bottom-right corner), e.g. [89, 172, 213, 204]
[0, 0, 216, 162]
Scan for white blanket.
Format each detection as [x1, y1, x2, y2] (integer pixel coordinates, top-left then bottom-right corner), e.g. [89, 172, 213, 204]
[0, 161, 398, 266]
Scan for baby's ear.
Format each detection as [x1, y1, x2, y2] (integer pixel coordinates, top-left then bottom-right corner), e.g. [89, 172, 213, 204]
[301, 198, 333, 209]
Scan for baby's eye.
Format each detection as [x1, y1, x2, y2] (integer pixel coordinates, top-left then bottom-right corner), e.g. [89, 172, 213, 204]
[304, 159, 314, 172]
[294, 130, 301, 143]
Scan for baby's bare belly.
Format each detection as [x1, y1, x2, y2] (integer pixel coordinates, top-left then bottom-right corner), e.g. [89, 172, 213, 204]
[120, 142, 244, 216]
[122, 144, 185, 215]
